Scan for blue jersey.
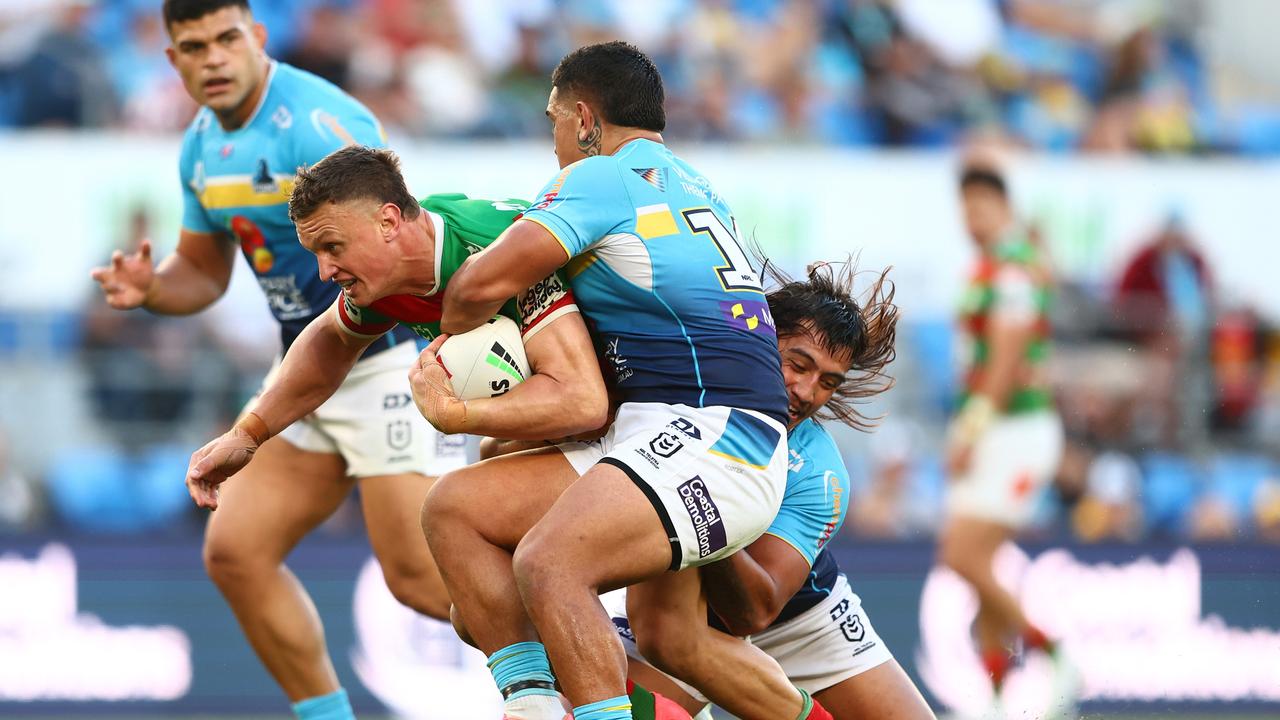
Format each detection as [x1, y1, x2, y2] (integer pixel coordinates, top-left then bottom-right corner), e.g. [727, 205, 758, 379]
[710, 418, 851, 632]
[178, 61, 413, 353]
[521, 139, 787, 424]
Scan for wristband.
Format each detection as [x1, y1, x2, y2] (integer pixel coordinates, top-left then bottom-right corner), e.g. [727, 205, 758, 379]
[234, 411, 271, 446]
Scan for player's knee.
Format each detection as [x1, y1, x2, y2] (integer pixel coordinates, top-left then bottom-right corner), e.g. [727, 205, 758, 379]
[202, 532, 266, 589]
[937, 533, 975, 578]
[421, 469, 469, 538]
[631, 608, 701, 677]
[510, 534, 563, 604]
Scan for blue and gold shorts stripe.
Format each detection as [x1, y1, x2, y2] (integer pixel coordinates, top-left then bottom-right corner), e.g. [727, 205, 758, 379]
[707, 409, 781, 470]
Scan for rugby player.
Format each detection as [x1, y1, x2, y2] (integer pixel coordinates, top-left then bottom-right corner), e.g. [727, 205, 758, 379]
[88, 3, 444, 718]
[421, 42, 832, 720]
[939, 165, 1065, 699]
[607, 263, 936, 720]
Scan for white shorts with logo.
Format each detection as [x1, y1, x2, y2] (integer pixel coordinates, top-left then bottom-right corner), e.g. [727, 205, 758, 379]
[603, 574, 893, 699]
[263, 342, 467, 478]
[560, 402, 787, 571]
[946, 410, 1064, 527]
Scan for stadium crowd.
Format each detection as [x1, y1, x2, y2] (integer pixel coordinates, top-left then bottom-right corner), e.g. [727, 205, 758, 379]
[3, 0, 1280, 153]
[2, 0, 1280, 547]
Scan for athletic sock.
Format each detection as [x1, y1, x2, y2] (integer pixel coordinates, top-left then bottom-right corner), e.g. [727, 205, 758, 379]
[1023, 624, 1055, 653]
[625, 679, 692, 720]
[573, 695, 632, 720]
[795, 688, 834, 720]
[291, 688, 355, 720]
[487, 642, 562, 720]
[982, 647, 1011, 692]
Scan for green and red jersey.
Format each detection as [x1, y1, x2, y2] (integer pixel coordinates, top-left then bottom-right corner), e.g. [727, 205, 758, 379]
[333, 193, 577, 342]
[958, 227, 1054, 414]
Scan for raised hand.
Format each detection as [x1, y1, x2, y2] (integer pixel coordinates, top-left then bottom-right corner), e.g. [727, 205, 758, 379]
[90, 239, 156, 309]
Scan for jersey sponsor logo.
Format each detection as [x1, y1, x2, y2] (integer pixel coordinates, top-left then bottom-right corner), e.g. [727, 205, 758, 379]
[817, 470, 843, 550]
[517, 274, 569, 333]
[720, 299, 775, 333]
[669, 418, 701, 440]
[435, 432, 466, 457]
[387, 419, 412, 451]
[310, 109, 356, 146]
[257, 275, 313, 320]
[383, 392, 412, 410]
[611, 615, 635, 643]
[252, 159, 278, 194]
[631, 167, 666, 192]
[191, 161, 206, 195]
[271, 104, 292, 130]
[678, 477, 727, 560]
[531, 167, 571, 211]
[220, 143, 234, 159]
[604, 337, 633, 384]
[788, 448, 805, 473]
[829, 598, 866, 643]
[231, 216, 274, 273]
[649, 431, 683, 459]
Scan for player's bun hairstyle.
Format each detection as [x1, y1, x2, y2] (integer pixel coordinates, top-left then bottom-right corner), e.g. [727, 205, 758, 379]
[163, 0, 251, 27]
[959, 165, 1008, 198]
[289, 146, 421, 223]
[765, 260, 898, 431]
[551, 41, 666, 132]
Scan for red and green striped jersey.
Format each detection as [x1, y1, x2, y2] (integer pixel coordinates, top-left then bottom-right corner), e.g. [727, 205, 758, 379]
[958, 227, 1054, 414]
[333, 193, 577, 342]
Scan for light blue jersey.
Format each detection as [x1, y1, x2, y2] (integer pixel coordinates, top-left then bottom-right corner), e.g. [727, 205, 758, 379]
[707, 417, 851, 631]
[178, 61, 412, 353]
[766, 418, 851, 568]
[521, 139, 787, 424]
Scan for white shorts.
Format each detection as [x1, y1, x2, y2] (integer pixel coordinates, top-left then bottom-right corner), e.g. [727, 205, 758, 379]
[263, 343, 467, 478]
[603, 574, 893, 698]
[560, 402, 787, 571]
[946, 410, 1064, 527]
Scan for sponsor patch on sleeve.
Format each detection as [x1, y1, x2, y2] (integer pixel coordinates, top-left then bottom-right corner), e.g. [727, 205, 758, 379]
[517, 273, 579, 340]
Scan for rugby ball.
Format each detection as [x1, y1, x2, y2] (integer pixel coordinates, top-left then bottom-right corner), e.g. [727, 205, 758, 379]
[436, 316, 530, 401]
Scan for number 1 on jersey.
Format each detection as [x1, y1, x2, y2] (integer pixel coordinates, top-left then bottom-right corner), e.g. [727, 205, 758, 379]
[681, 208, 763, 292]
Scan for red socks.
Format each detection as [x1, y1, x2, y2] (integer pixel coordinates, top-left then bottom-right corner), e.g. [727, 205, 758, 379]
[982, 648, 1011, 691]
[1023, 625, 1055, 653]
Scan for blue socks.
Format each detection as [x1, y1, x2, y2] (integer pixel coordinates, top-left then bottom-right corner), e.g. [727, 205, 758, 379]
[574, 695, 633, 720]
[487, 641, 558, 700]
[292, 688, 355, 720]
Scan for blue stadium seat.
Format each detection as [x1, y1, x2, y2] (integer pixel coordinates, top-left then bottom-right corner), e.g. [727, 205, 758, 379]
[1208, 453, 1271, 523]
[1138, 452, 1201, 536]
[46, 444, 191, 533]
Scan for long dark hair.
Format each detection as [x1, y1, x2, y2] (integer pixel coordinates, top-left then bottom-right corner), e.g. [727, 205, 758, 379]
[765, 259, 898, 430]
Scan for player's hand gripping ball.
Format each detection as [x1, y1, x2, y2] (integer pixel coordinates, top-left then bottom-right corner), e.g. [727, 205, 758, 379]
[436, 315, 530, 400]
[409, 316, 530, 434]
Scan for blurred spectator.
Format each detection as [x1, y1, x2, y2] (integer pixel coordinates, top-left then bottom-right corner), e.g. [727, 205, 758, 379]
[77, 208, 219, 449]
[1069, 449, 1143, 541]
[1113, 211, 1214, 448]
[1254, 479, 1280, 542]
[107, 9, 195, 131]
[0, 0, 1265, 153]
[0, 429, 42, 532]
[11, 0, 117, 127]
